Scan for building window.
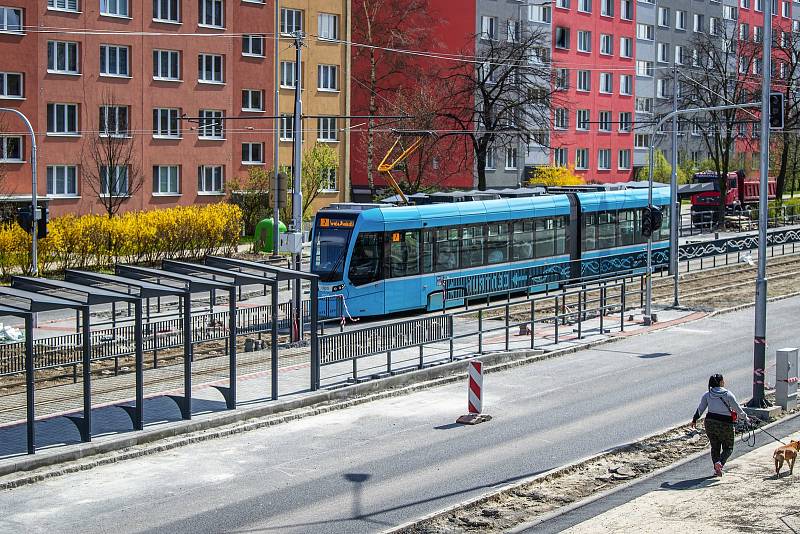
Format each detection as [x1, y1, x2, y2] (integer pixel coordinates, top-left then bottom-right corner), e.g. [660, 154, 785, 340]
[575, 148, 588, 170]
[556, 0, 569, 8]
[657, 6, 669, 26]
[47, 103, 79, 135]
[578, 0, 591, 12]
[48, 0, 78, 12]
[636, 24, 653, 41]
[153, 0, 179, 22]
[554, 147, 568, 167]
[635, 97, 653, 113]
[320, 168, 337, 191]
[693, 13, 704, 32]
[598, 149, 611, 170]
[556, 68, 569, 90]
[618, 149, 631, 170]
[198, 53, 223, 83]
[153, 49, 180, 80]
[505, 147, 518, 170]
[577, 109, 590, 130]
[199, 109, 224, 139]
[620, 37, 632, 58]
[657, 78, 669, 99]
[555, 27, 570, 49]
[485, 146, 496, 170]
[199, 0, 223, 27]
[530, 5, 551, 22]
[741, 0, 750, 8]
[676, 10, 686, 30]
[198, 165, 224, 194]
[782, 0, 789, 16]
[620, 0, 632, 19]
[153, 107, 180, 137]
[280, 114, 294, 140]
[619, 74, 632, 95]
[634, 133, 651, 148]
[101, 165, 128, 196]
[153, 165, 180, 194]
[709, 17, 719, 35]
[577, 70, 590, 91]
[100, 0, 128, 17]
[636, 60, 653, 77]
[318, 117, 338, 141]
[507, 19, 519, 42]
[601, 0, 613, 16]
[99, 105, 129, 136]
[657, 42, 668, 63]
[577, 30, 591, 52]
[242, 35, 264, 57]
[599, 111, 611, 132]
[0, 72, 23, 98]
[46, 165, 78, 196]
[242, 89, 264, 111]
[280, 61, 298, 87]
[481, 15, 498, 40]
[756, 0, 763, 11]
[47, 41, 80, 74]
[675, 45, 684, 65]
[242, 142, 263, 164]
[0, 136, 22, 161]
[100, 44, 130, 77]
[318, 64, 338, 91]
[619, 112, 632, 132]
[600, 34, 612, 55]
[555, 108, 569, 129]
[318, 12, 338, 40]
[599, 72, 612, 93]
[281, 7, 303, 34]
[0, 6, 22, 32]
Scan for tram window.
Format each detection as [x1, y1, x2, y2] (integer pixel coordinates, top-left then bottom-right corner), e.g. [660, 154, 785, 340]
[349, 232, 383, 286]
[598, 211, 617, 249]
[554, 216, 568, 255]
[461, 225, 485, 268]
[389, 230, 420, 278]
[534, 218, 555, 258]
[422, 230, 434, 273]
[656, 204, 670, 241]
[435, 227, 460, 272]
[634, 209, 647, 244]
[617, 210, 635, 246]
[583, 213, 598, 251]
[486, 223, 509, 264]
[512, 220, 534, 260]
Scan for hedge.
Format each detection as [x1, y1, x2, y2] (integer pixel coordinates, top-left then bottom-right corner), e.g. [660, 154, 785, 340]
[0, 204, 242, 279]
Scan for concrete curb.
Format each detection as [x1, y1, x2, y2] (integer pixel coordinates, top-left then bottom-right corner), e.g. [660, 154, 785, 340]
[0, 297, 766, 487]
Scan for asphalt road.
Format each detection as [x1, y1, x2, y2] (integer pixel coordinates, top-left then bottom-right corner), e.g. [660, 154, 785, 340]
[0, 298, 796, 534]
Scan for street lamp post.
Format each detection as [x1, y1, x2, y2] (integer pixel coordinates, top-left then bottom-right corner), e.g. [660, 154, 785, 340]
[0, 107, 38, 276]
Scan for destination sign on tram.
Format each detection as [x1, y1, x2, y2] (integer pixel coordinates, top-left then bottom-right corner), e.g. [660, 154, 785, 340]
[319, 218, 355, 228]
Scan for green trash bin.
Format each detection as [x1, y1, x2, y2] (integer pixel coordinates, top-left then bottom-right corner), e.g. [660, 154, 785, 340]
[255, 218, 286, 253]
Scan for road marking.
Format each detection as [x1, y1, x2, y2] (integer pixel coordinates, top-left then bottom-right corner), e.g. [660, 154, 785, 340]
[670, 328, 711, 334]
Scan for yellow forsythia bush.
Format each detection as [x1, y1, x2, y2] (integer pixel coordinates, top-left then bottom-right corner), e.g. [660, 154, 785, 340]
[0, 204, 242, 279]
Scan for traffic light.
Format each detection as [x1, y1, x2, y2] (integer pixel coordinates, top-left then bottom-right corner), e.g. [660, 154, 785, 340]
[769, 93, 784, 129]
[641, 207, 652, 238]
[276, 172, 288, 209]
[15, 206, 33, 234]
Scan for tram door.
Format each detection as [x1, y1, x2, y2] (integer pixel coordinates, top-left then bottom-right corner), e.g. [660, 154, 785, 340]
[346, 232, 385, 315]
[384, 229, 424, 313]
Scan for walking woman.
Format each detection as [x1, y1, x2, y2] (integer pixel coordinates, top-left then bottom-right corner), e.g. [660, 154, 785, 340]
[691, 374, 749, 477]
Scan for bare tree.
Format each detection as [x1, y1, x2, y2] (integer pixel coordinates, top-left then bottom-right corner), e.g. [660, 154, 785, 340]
[672, 23, 761, 221]
[770, 26, 800, 199]
[81, 92, 143, 217]
[352, 0, 432, 192]
[372, 85, 466, 193]
[438, 27, 556, 190]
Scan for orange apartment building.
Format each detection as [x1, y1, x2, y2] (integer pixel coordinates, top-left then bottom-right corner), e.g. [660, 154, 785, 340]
[0, 0, 349, 218]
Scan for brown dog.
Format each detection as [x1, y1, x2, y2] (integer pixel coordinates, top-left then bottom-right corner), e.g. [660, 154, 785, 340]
[774, 440, 800, 475]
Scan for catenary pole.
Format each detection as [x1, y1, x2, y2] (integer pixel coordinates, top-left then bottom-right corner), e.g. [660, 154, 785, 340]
[291, 31, 304, 342]
[750, 0, 772, 408]
[670, 64, 679, 307]
[0, 108, 38, 276]
[272, 1, 280, 259]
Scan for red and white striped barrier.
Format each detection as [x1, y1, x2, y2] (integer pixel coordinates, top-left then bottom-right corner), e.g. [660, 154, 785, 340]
[468, 360, 483, 414]
[456, 360, 492, 425]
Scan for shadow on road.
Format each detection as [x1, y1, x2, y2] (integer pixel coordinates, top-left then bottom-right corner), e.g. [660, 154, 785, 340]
[659, 475, 718, 490]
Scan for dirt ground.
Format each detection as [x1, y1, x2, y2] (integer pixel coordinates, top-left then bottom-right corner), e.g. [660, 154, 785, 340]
[401, 400, 799, 534]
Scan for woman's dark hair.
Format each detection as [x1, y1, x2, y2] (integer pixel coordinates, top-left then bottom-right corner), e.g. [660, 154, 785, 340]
[708, 374, 724, 390]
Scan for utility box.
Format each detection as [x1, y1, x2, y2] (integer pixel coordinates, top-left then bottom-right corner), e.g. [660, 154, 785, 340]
[279, 232, 303, 254]
[776, 347, 798, 410]
[255, 218, 286, 253]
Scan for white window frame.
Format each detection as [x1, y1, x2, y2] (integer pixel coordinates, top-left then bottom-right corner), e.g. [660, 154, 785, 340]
[676, 10, 686, 30]
[576, 109, 590, 130]
[619, 74, 632, 95]
[657, 6, 669, 27]
[280, 61, 297, 88]
[601, 0, 613, 16]
[101, 165, 129, 197]
[529, 5, 551, 22]
[600, 34, 612, 55]
[319, 168, 337, 192]
[317, 64, 338, 91]
[317, 116, 338, 142]
[281, 7, 303, 35]
[620, 37, 632, 58]
[46, 165, 78, 196]
[693, 13, 704, 33]
[554, 147, 568, 167]
[481, 15, 498, 40]
[600, 72, 612, 93]
[636, 23, 654, 41]
[198, 53, 224, 84]
[657, 42, 668, 63]
[198, 165, 224, 194]
[100, 0, 128, 17]
[99, 105, 129, 137]
[242, 89, 264, 111]
[577, 30, 592, 52]
[0, 72, 23, 98]
[47, 103, 79, 136]
[485, 146, 496, 170]
[242, 34, 264, 57]
[280, 114, 294, 141]
[636, 60, 653, 77]
[48, 0, 79, 13]
[619, 112, 632, 132]
[153, 107, 181, 138]
[318, 12, 338, 40]
[242, 142, 264, 164]
[578, 0, 591, 13]
[556, 68, 569, 90]
[153, 49, 180, 80]
[100, 44, 130, 77]
[618, 149, 631, 170]
[0, 135, 22, 162]
[47, 41, 80, 75]
[675, 45, 684, 65]
[505, 147, 518, 170]
[598, 111, 611, 132]
[153, 165, 180, 195]
[597, 149, 611, 170]
[577, 70, 591, 91]
[555, 108, 569, 129]
[555, 27, 570, 49]
[199, 109, 224, 139]
[575, 148, 588, 170]
[620, 0, 632, 19]
[0, 6, 23, 33]
[199, 0, 224, 28]
[153, 0, 180, 23]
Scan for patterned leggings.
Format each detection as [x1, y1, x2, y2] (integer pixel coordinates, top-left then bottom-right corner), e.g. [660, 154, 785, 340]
[705, 418, 735, 466]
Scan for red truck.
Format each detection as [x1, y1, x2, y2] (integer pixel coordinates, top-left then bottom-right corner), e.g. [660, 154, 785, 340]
[690, 170, 777, 224]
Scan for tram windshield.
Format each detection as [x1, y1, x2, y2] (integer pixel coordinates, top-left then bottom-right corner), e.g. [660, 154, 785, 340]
[312, 225, 353, 282]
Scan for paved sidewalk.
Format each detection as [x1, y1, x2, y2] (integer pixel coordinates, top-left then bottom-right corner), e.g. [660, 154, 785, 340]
[534, 423, 800, 534]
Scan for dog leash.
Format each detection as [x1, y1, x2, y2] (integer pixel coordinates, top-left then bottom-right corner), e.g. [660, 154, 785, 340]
[736, 417, 787, 447]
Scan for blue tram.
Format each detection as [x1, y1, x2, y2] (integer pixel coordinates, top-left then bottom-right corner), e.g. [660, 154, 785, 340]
[310, 185, 671, 317]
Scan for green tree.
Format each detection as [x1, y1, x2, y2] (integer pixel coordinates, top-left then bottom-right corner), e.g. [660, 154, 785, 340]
[278, 143, 340, 224]
[636, 150, 689, 184]
[227, 167, 271, 235]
